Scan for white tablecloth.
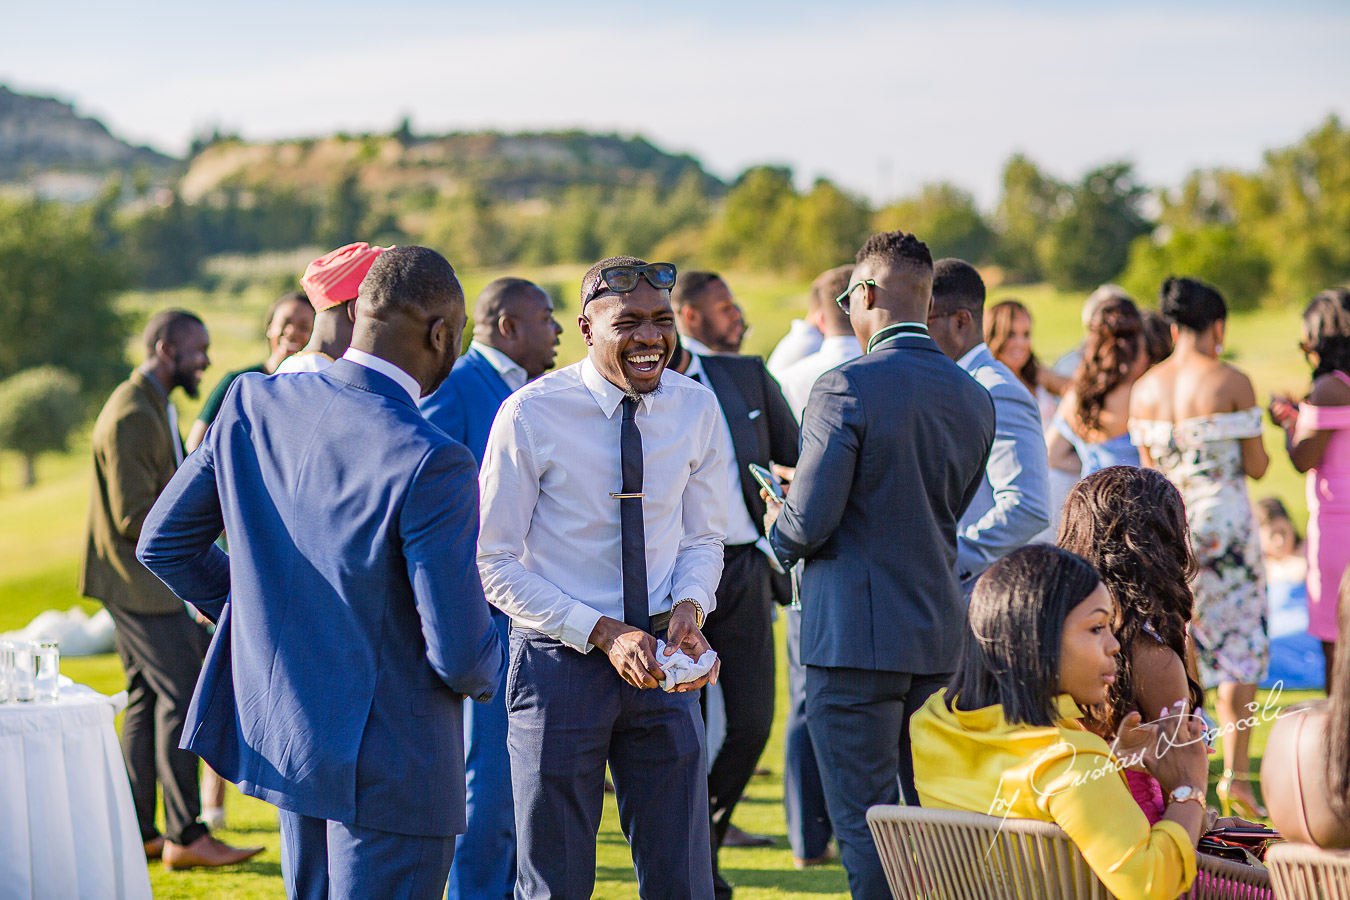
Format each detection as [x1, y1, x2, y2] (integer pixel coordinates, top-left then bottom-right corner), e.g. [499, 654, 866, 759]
[0, 682, 152, 900]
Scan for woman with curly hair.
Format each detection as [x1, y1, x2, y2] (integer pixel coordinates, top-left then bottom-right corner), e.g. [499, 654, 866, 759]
[1271, 287, 1350, 689]
[1129, 276, 1269, 818]
[1058, 466, 1207, 823]
[1046, 295, 1148, 477]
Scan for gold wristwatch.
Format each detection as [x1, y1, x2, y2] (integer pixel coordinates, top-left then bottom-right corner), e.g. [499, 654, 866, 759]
[673, 598, 705, 629]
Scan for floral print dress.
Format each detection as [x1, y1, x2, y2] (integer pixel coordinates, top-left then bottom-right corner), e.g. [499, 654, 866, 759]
[1130, 408, 1269, 686]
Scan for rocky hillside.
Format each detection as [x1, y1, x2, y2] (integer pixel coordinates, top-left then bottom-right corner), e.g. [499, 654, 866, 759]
[180, 130, 724, 203]
[0, 85, 175, 181]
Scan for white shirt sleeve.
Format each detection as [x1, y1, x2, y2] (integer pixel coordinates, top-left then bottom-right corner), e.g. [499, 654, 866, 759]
[669, 400, 727, 614]
[476, 402, 606, 652]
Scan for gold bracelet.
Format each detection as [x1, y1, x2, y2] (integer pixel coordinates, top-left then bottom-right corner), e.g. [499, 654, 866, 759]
[673, 598, 705, 630]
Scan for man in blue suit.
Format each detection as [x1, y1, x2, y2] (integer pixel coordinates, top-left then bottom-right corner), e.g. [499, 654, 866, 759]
[138, 246, 505, 900]
[422, 278, 562, 463]
[420, 277, 561, 900]
[926, 258, 1050, 592]
[765, 232, 995, 900]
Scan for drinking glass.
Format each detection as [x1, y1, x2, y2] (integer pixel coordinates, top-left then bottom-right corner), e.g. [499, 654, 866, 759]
[10, 640, 36, 702]
[34, 640, 59, 702]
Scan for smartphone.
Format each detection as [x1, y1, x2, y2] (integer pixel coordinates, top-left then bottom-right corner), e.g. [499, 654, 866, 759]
[748, 463, 784, 502]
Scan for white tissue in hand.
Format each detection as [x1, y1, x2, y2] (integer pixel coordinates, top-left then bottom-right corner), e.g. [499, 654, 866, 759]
[654, 640, 718, 692]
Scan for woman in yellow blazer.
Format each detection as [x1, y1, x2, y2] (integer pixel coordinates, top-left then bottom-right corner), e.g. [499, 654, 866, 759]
[911, 545, 1211, 900]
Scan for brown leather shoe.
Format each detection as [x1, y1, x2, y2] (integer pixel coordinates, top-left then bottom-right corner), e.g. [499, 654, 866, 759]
[143, 836, 164, 860]
[162, 834, 264, 871]
[793, 846, 839, 869]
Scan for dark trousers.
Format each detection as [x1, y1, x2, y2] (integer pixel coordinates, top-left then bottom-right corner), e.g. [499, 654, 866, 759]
[805, 666, 949, 900]
[279, 809, 456, 900]
[448, 612, 516, 900]
[507, 629, 713, 900]
[106, 603, 208, 846]
[782, 609, 831, 860]
[700, 543, 775, 895]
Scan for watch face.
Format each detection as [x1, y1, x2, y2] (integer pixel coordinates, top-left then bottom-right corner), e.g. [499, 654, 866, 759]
[1172, 786, 1195, 802]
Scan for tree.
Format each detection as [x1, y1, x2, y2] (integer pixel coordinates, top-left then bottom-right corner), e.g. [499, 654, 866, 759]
[992, 154, 1065, 281]
[1235, 115, 1350, 303]
[316, 171, 371, 249]
[1041, 163, 1151, 292]
[121, 192, 204, 288]
[876, 182, 993, 264]
[0, 366, 82, 487]
[704, 166, 798, 270]
[0, 197, 130, 395]
[1120, 225, 1271, 311]
[794, 179, 871, 275]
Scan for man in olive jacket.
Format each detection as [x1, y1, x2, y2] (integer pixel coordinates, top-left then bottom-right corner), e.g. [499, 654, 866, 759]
[81, 309, 259, 870]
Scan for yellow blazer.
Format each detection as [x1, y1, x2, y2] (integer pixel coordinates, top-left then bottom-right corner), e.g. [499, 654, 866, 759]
[80, 370, 185, 615]
[911, 690, 1196, 900]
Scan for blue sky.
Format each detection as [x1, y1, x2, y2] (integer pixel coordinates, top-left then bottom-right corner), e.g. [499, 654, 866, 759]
[5, 0, 1349, 206]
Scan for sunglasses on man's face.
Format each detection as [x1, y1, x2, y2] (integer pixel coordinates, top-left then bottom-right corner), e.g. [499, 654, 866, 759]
[835, 280, 877, 316]
[582, 263, 678, 308]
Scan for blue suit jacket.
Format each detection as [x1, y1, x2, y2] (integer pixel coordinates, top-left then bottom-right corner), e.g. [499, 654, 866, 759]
[137, 359, 505, 837]
[420, 347, 514, 464]
[955, 344, 1051, 588]
[769, 334, 995, 673]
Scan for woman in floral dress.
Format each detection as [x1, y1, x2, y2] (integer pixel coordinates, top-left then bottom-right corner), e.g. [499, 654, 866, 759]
[1130, 277, 1270, 818]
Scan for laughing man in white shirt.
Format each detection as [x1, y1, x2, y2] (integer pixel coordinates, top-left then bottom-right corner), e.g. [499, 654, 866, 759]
[477, 256, 728, 900]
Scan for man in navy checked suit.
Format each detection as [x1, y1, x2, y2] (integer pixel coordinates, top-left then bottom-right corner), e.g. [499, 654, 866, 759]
[139, 247, 504, 900]
[421, 277, 561, 900]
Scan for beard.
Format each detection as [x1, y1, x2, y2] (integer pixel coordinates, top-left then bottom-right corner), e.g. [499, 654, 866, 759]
[173, 363, 200, 399]
[623, 380, 663, 402]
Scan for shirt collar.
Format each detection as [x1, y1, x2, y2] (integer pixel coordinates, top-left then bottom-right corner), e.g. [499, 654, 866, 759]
[342, 348, 421, 405]
[867, 321, 929, 353]
[139, 368, 171, 405]
[956, 342, 988, 371]
[580, 356, 657, 419]
[682, 351, 706, 382]
[680, 334, 714, 356]
[470, 340, 527, 391]
[1055, 694, 1085, 721]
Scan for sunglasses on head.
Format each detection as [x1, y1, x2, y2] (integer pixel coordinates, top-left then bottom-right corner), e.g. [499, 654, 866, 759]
[582, 263, 678, 309]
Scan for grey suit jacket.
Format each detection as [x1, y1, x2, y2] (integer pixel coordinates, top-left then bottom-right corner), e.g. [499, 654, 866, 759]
[769, 334, 995, 673]
[955, 344, 1051, 588]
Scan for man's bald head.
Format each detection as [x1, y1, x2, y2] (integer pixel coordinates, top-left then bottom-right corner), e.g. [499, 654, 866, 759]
[474, 278, 546, 329]
[812, 264, 855, 336]
[472, 276, 562, 380]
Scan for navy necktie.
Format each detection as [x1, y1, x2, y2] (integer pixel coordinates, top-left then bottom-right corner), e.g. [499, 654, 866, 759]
[620, 396, 650, 632]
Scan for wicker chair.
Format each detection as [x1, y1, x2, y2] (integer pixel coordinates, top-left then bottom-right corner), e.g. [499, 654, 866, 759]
[1266, 842, 1350, 899]
[866, 804, 1272, 899]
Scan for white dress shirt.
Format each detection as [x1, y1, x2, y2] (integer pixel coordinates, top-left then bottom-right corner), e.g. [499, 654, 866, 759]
[341, 347, 421, 405]
[680, 335, 714, 356]
[273, 351, 334, 375]
[682, 353, 760, 546]
[777, 334, 863, 421]
[766, 319, 824, 379]
[477, 358, 728, 652]
[470, 340, 527, 392]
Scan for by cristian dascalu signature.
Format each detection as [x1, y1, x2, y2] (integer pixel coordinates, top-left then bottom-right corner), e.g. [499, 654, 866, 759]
[979, 682, 1301, 849]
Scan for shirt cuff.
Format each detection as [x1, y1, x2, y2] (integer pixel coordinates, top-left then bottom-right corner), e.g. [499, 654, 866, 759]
[560, 603, 604, 654]
[1151, 819, 1198, 892]
[673, 585, 716, 617]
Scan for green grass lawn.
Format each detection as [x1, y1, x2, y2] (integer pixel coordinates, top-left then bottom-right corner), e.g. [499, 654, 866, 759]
[0, 273, 1321, 898]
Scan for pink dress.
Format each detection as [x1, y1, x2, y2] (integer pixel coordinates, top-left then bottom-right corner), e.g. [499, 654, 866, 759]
[1299, 371, 1350, 643]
